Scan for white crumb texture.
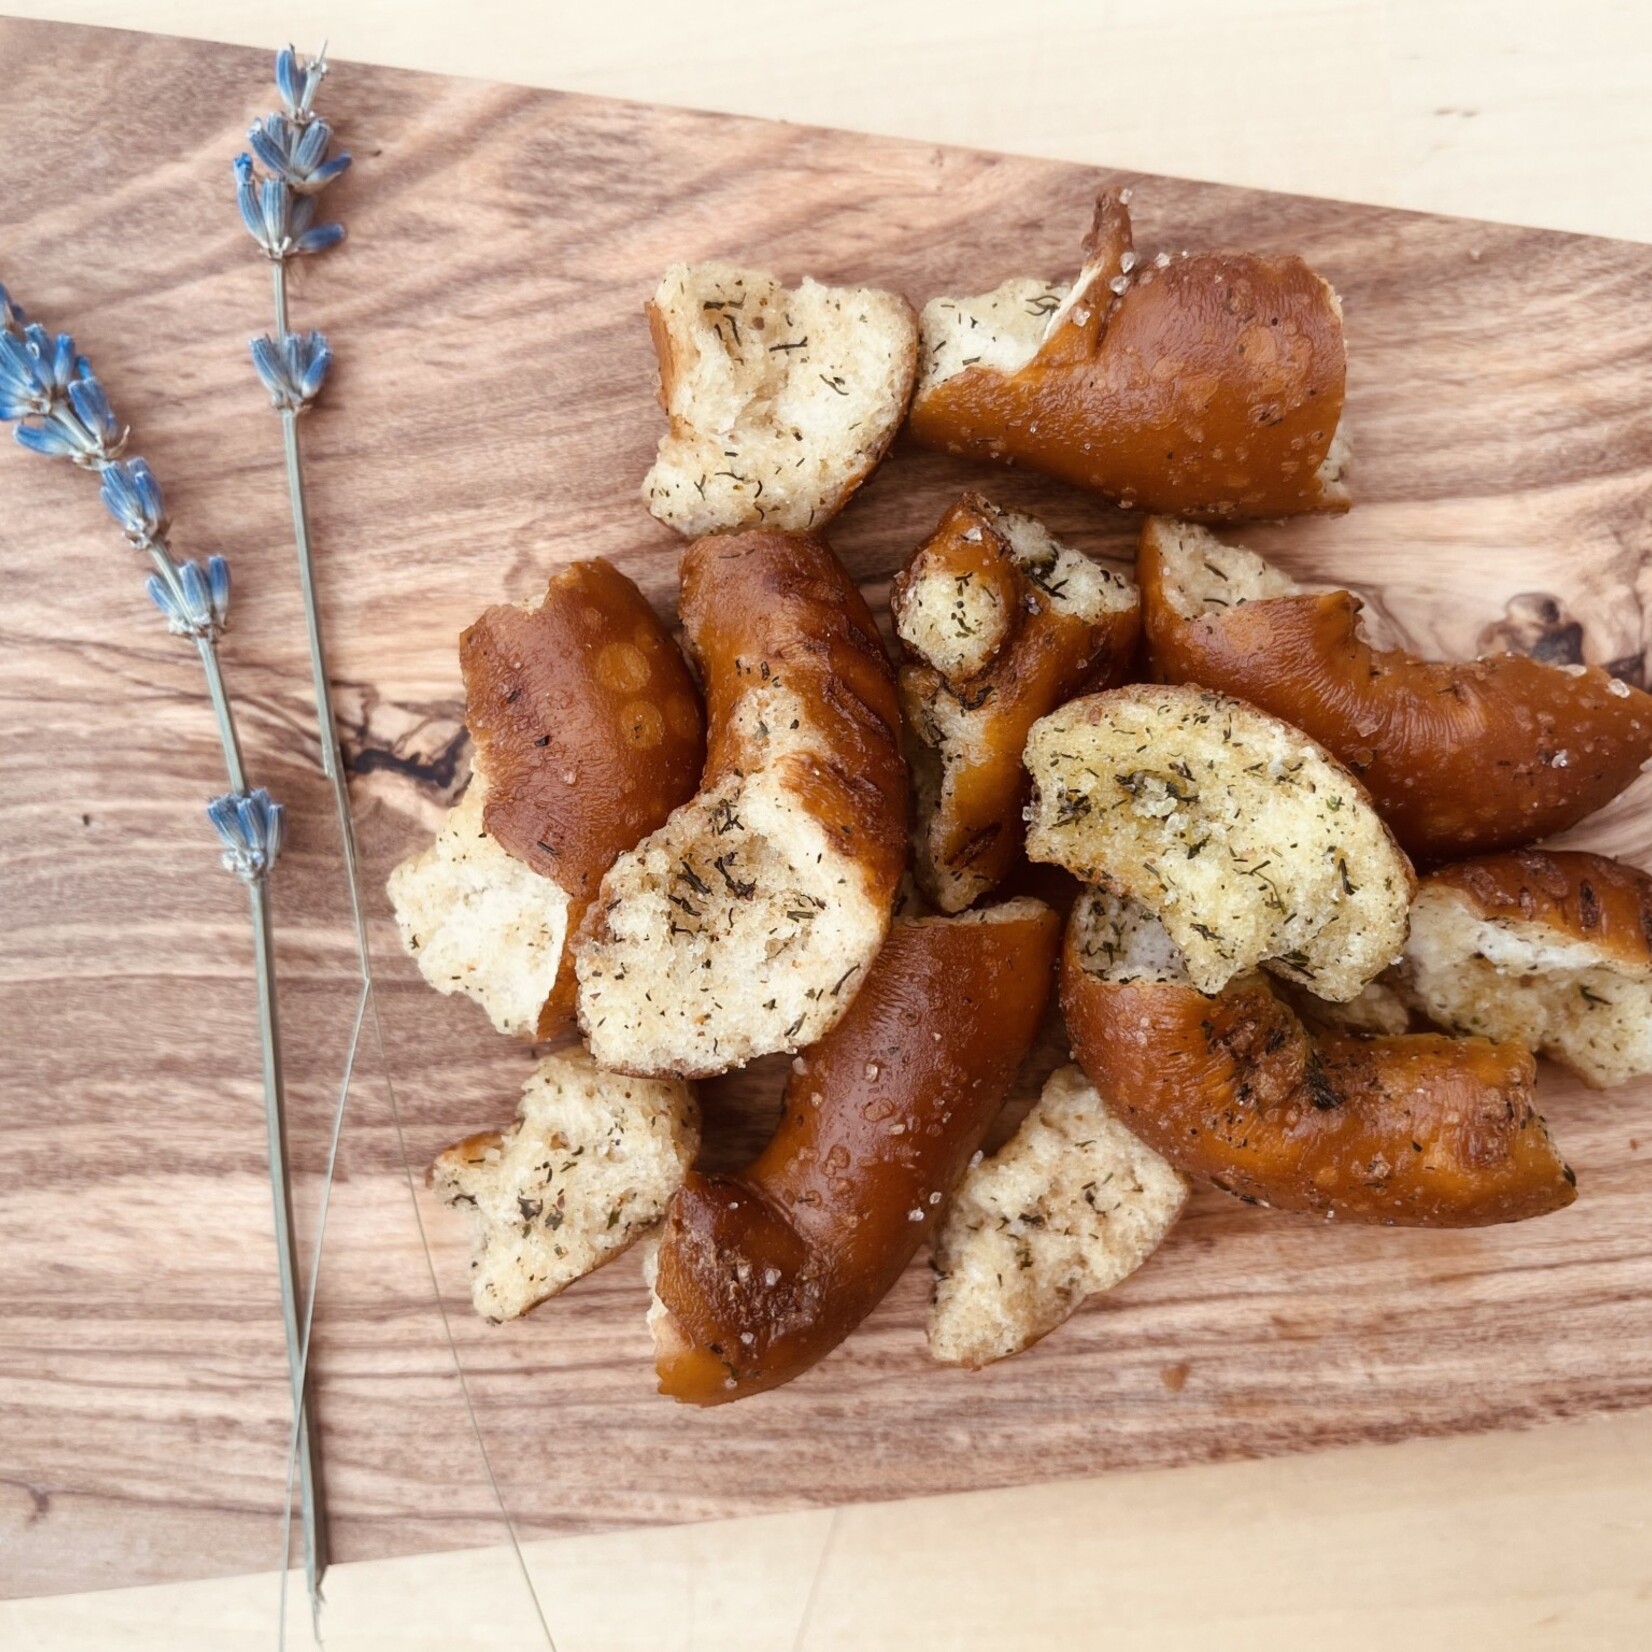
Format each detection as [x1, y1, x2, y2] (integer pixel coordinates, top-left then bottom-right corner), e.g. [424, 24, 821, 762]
[995, 506, 1136, 624]
[916, 277, 1069, 398]
[1143, 517, 1300, 618]
[1024, 685, 1411, 1001]
[643, 262, 917, 536]
[430, 1048, 698, 1323]
[576, 686, 888, 1076]
[896, 556, 1013, 683]
[928, 1064, 1188, 1368]
[386, 770, 571, 1039]
[1401, 885, 1652, 1089]
[1068, 888, 1193, 985]
[897, 501, 1133, 686]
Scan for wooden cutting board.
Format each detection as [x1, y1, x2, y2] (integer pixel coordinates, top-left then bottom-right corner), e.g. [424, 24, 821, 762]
[2, 19, 1649, 1601]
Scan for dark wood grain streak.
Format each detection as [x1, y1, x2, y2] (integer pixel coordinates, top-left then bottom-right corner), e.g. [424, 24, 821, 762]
[1, 19, 1648, 1601]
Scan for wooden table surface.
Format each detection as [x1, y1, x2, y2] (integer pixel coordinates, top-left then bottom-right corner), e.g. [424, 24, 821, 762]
[3, 3, 1651, 1648]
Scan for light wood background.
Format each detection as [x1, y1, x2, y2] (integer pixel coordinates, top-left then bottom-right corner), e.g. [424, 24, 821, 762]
[2, 4, 1650, 1648]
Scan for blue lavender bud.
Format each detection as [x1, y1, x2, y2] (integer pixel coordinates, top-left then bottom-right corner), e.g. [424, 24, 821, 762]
[276, 43, 329, 121]
[48, 330, 77, 394]
[248, 114, 352, 195]
[0, 330, 50, 407]
[293, 222, 346, 256]
[0, 282, 24, 335]
[207, 787, 286, 881]
[236, 163, 345, 261]
[68, 372, 122, 450]
[250, 330, 333, 412]
[101, 456, 170, 545]
[259, 176, 290, 250]
[13, 421, 82, 457]
[149, 553, 231, 638]
[248, 113, 297, 176]
[275, 45, 305, 115]
[290, 119, 351, 194]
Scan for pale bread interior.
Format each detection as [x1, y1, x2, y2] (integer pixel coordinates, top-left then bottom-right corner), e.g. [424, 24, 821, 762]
[1144, 517, 1299, 618]
[1024, 686, 1411, 1001]
[1068, 886, 1193, 985]
[899, 502, 1137, 912]
[430, 1048, 698, 1322]
[928, 1063, 1188, 1369]
[386, 768, 571, 1039]
[576, 686, 889, 1077]
[898, 502, 1134, 684]
[916, 277, 1070, 398]
[1400, 885, 1652, 1089]
[643, 262, 917, 537]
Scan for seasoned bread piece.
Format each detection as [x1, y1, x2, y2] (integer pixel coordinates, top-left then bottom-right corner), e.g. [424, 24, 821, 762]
[651, 899, 1060, 1403]
[387, 766, 572, 1039]
[1062, 891, 1577, 1226]
[577, 530, 907, 1077]
[1023, 684, 1413, 1001]
[1140, 518, 1652, 862]
[927, 1064, 1187, 1368]
[1399, 851, 1652, 1089]
[642, 263, 918, 537]
[909, 191, 1348, 520]
[893, 493, 1140, 912]
[390, 558, 705, 1039]
[431, 1048, 699, 1322]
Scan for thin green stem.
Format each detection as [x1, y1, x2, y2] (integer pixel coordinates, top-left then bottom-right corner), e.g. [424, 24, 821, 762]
[249, 878, 326, 1627]
[281, 403, 375, 991]
[269, 257, 553, 1647]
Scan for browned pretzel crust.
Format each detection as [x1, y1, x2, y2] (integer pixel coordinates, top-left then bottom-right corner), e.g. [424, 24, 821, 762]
[892, 494, 1140, 911]
[651, 899, 1060, 1403]
[1060, 892, 1575, 1227]
[1398, 851, 1652, 1089]
[576, 529, 908, 1077]
[908, 192, 1348, 519]
[1139, 519, 1652, 862]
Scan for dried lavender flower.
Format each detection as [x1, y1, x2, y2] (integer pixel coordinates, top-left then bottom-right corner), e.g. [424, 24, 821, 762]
[275, 43, 329, 122]
[249, 114, 352, 193]
[234, 50, 347, 265]
[99, 456, 170, 545]
[208, 786, 286, 881]
[250, 329, 333, 411]
[235, 154, 346, 259]
[0, 320, 126, 465]
[149, 555, 231, 639]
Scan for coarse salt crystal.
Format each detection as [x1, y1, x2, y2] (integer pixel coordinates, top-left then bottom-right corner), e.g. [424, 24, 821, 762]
[1607, 677, 1632, 698]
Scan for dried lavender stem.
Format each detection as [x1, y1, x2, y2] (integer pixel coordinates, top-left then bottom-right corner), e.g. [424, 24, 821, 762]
[243, 62, 552, 1643]
[142, 541, 250, 792]
[249, 876, 327, 1624]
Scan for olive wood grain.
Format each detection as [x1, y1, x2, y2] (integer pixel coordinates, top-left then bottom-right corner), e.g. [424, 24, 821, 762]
[1, 17, 1648, 1601]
